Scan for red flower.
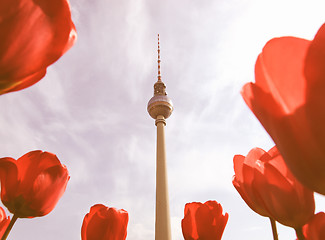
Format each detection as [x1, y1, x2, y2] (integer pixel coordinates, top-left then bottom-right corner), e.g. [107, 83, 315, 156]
[0, 150, 70, 218]
[181, 200, 228, 240]
[81, 204, 129, 240]
[241, 23, 325, 195]
[301, 212, 325, 240]
[233, 146, 315, 228]
[0, 207, 10, 238]
[0, 0, 77, 95]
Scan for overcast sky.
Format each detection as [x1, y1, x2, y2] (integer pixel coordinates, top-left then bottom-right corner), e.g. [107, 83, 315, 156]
[1, 0, 325, 239]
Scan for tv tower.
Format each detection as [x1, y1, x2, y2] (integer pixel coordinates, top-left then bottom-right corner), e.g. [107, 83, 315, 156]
[147, 35, 173, 240]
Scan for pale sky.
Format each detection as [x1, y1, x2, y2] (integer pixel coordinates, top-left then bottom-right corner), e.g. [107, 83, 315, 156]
[1, 0, 325, 239]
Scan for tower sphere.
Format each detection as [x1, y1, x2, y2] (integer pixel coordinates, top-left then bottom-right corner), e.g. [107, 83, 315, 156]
[147, 95, 173, 119]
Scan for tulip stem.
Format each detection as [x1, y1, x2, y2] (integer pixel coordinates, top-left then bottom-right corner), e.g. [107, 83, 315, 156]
[269, 218, 278, 240]
[1, 214, 18, 240]
[295, 227, 305, 240]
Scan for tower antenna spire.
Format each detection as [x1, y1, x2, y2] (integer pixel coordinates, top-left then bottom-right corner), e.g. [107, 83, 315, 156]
[158, 34, 162, 82]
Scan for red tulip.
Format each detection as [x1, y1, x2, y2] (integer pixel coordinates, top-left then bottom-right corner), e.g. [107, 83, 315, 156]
[181, 200, 228, 240]
[233, 146, 315, 228]
[241, 23, 325, 195]
[0, 207, 10, 238]
[0, 150, 70, 218]
[0, 0, 77, 95]
[81, 204, 129, 240]
[301, 212, 325, 240]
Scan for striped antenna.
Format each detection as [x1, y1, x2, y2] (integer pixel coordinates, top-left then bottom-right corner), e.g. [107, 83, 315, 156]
[158, 34, 162, 81]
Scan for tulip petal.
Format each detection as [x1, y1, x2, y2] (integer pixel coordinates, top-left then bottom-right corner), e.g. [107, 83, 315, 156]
[0, 150, 69, 218]
[256, 37, 308, 112]
[195, 203, 214, 239]
[196, 201, 228, 240]
[17, 151, 62, 178]
[104, 208, 129, 240]
[232, 177, 269, 217]
[0, 157, 19, 204]
[302, 23, 325, 189]
[0, 207, 10, 238]
[0, 68, 46, 94]
[182, 202, 200, 240]
[304, 23, 325, 144]
[304, 23, 325, 95]
[233, 146, 315, 227]
[242, 37, 310, 158]
[254, 162, 314, 228]
[233, 150, 270, 217]
[182, 201, 228, 240]
[28, 165, 69, 217]
[85, 211, 111, 240]
[81, 204, 129, 240]
[0, 0, 76, 94]
[303, 212, 325, 240]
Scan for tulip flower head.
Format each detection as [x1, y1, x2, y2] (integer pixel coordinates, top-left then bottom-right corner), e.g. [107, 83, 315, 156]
[81, 204, 129, 240]
[301, 212, 325, 240]
[181, 200, 228, 240]
[0, 0, 77, 95]
[0, 150, 70, 218]
[241, 23, 325, 195]
[0, 207, 10, 238]
[233, 146, 315, 228]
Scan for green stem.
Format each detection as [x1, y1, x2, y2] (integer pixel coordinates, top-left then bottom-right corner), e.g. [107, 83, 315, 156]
[295, 227, 305, 240]
[1, 214, 18, 240]
[269, 218, 278, 240]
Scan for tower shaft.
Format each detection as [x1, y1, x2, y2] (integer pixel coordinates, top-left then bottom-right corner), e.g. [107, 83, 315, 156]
[155, 115, 171, 240]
